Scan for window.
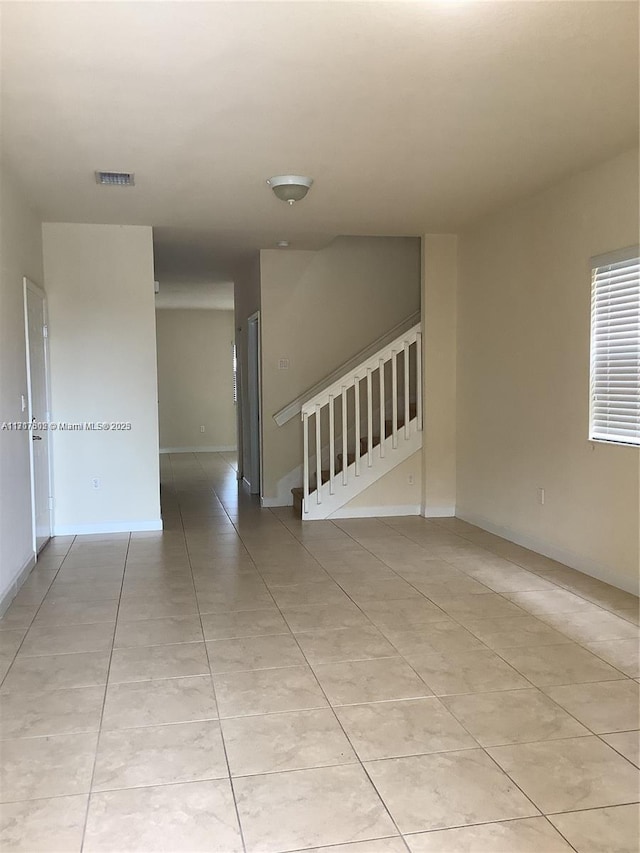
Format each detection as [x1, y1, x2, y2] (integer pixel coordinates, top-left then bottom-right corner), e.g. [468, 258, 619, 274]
[589, 247, 640, 446]
[232, 342, 238, 404]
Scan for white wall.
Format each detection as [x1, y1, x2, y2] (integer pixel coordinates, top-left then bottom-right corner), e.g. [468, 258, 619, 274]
[260, 236, 421, 503]
[42, 223, 161, 535]
[156, 309, 236, 452]
[233, 254, 261, 482]
[422, 234, 457, 517]
[0, 167, 44, 608]
[457, 148, 640, 593]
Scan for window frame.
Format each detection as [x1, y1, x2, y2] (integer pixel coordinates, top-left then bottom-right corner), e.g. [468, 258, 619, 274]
[232, 341, 238, 405]
[588, 245, 640, 448]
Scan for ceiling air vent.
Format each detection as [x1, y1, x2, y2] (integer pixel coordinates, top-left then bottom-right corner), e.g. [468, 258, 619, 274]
[95, 171, 135, 186]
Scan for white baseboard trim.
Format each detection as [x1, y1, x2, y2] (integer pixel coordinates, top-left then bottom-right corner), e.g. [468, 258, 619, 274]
[0, 552, 36, 617]
[329, 503, 421, 519]
[261, 497, 292, 508]
[423, 505, 456, 518]
[456, 508, 639, 596]
[160, 446, 237, 454]
[53, 519, 164, 536]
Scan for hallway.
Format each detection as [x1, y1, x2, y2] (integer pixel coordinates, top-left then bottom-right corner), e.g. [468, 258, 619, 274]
[0, 452, 638, 852]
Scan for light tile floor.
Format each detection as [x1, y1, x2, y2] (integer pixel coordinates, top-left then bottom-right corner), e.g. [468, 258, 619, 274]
[0, 451, 639, 852]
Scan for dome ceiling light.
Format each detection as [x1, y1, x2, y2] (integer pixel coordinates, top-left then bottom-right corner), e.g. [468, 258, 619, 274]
[266, 175, 313, 205]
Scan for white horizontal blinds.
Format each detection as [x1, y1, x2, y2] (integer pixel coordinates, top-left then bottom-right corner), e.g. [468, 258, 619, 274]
[232, 343, 238, 404]
[590, 247, 640, 446]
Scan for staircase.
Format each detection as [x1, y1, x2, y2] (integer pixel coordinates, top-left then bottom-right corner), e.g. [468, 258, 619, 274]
[288, 319, 423, 520]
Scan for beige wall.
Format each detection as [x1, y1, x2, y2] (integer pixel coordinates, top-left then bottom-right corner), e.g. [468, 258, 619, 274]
[0, 167, 44, 607]
[156, 309, 236, 451]
[332, 452, 423, 517]
[422, 234, 457, 517]
[43, 223, 161, 534]
[457, 148, 640, 593]
[233, 254, 261, 482]
[260, 236, 421, 503]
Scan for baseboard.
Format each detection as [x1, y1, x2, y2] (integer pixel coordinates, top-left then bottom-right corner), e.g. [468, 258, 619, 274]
[329, 503, 421, 519]
[423, 505, 456, 518]
[0, 552, 36, 617]
[160, 446, 237, 454]
[455, 508, 639, 596]
[52, 519, 164, 536]
[261, 496, 292, 508]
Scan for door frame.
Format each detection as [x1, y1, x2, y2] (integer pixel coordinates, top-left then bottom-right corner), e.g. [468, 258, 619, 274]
[246, 311, 262, 497]
[23, 277, 53, 554]
[233, 338, 243, 481]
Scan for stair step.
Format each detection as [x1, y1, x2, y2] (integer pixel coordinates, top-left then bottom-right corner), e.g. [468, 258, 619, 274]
[360, 435, 382, 452]
[337, 452, 357, 467]
[291, 487, 303, 515]
[292, 403, 420, 517]
[358, 407, 419, 450]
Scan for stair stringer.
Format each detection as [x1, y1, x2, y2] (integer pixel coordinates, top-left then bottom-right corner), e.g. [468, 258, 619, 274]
[302, 418, 422, 520]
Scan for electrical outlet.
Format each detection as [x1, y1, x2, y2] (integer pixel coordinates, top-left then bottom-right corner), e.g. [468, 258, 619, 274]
[408, 473, 415, 485]
[91, 478, 101, 490]
[537, 487, 545, 505]
[278, 358, 290, 370]
[200, 425, 205, 433]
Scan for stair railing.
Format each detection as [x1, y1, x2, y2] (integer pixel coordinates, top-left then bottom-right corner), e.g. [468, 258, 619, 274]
[300, 322, 422, 515]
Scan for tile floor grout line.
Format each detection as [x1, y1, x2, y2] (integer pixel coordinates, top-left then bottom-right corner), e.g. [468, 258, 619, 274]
[77, 530, 131, 853]
[289, 520, 558, 717]
[266, 503, 639, 843]
[2, 453, 638, 850]
[340, 521, 637, 692]
[0, 539, 75, 689]
[278, 517, 493, 712]
[181, 451, 249, 853]
[216, 494, 415, 850]
[538, 815, 582, 853]
[141, 456, 640, 847]
[398, 813, 582, 853]
[255, 509, 637, 717]
[428, 517, 639, 623]
[249, 570, 413, 851]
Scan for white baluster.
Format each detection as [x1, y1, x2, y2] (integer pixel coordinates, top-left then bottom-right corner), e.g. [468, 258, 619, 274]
[366, 368, 373, 467]
[315, 404, 322, 504]
[341, 387, 348, 485]
[404, 340, 410, 440]
[329, 394, 335, 495]
[379, 357, 385, 458]
[354, 376, 360, 476]
[303, 412, 309, 515]
[391, 352, 398, 449]
[416, 332, 423, 431]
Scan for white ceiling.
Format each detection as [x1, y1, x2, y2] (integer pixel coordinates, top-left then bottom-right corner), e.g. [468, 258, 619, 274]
[2, 1, 638, 305]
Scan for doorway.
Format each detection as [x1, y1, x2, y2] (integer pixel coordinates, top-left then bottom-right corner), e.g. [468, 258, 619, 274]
[23, 278, 52, 554]
[246, 311, 261, 496]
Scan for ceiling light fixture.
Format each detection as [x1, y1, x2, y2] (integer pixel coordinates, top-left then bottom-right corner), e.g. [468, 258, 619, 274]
[95, 171, 135, 186]
[266, 175, 313, 205]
